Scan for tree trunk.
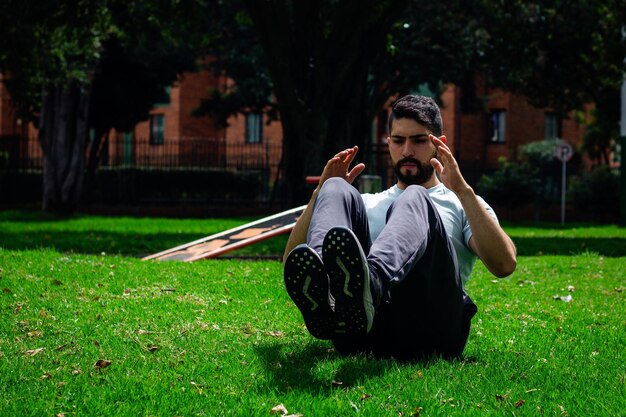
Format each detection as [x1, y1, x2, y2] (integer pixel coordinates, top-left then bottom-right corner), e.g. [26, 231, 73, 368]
[38, 80, 91, 214]
[245, 0, 405, 205]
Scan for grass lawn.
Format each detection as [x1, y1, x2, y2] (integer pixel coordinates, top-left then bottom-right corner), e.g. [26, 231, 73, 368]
[0, 210, 624, 416]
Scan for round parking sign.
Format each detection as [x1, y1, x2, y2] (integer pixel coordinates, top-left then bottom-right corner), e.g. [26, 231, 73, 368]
[555, 142, 574, 162]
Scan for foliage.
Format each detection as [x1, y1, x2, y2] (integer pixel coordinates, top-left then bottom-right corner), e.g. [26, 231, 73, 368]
[581, 101, 621, 165]
[0, 1, 110, 119]
[230, 0, 510, 202]
[519, 139, 581, 203]
[193, 2, 277, 127]
[568, 165, 620, 220]
[476, 0, 626, 167]
[0, 215, 624, 416]
[0, 1, 209, 213]
[192, 0, 626, 203]
[477, 158, 541, 208]
[477, 0, 626, 113]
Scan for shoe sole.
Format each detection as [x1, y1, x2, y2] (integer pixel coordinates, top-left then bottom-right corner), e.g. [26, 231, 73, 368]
[322, 227, 374, 335]
[284, 245, 335, 339]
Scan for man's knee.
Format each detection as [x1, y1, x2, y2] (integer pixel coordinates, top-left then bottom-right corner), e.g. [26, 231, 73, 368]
[402, 185, 429, 200]
[391, 185, 431, 211]
[319, 177, 359, 199]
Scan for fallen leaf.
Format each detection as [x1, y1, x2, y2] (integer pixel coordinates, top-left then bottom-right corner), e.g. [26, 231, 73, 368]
[269, 331, 284, 338]
[94, 359, 112, 369]
[147, 345, 159, 352]
[14, 304, 23, 314]
[190, 381, 203, 394]
[567, 285, 576, 292]
[552, 294, 573, 302]
[24, 348, 44, 356]
[137, 329, 152, 335]
[411, 406, 423, 416]
[360, 393, 372, 401]
[270, 404, 288, 415]
[495, 394, 509, 401]
[28, 330, 42, 338]
[331, 380, 344, 387]
[41, 372, 52, 380]
[514, 399, 525, 408]
[72, 369, 82, 375]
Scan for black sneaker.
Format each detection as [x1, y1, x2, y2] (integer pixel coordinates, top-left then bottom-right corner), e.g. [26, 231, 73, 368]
[322, 227, 375, 336]
[284, 244, 336, 339]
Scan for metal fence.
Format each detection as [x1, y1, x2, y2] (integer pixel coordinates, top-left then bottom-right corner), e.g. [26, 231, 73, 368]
[0, 135, 283, 173]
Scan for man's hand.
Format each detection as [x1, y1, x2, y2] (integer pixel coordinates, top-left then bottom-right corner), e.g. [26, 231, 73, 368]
[283, 145, 365, 260]
[318, 146, 365, 189]
[430, 135, 517, 277]
[429, 135, 471, 196]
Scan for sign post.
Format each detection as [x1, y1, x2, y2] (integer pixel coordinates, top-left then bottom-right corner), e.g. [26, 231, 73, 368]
[555, 142, 574, 224]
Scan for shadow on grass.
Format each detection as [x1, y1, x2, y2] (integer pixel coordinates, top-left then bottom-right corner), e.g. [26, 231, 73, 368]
[253, 341, 392, 394]
[2, 230, 625, 258]
[0, 230, 202, 257]
[254, 341, 480, 395]
[512, 237, 626, 257]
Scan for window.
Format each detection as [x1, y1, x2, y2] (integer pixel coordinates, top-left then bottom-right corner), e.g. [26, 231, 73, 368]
[245, 113, 263, 144]
[544, 112, 561, 139]
[149, 114, 165, 145]
[488, 110, 506, 143]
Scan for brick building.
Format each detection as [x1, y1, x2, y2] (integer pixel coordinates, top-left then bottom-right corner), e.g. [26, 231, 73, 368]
[107, 69, 284, 176]
[439, 84, 587, 172]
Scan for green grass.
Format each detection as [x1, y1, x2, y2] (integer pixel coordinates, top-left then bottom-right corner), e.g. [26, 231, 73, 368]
[1, 211, 625, 416]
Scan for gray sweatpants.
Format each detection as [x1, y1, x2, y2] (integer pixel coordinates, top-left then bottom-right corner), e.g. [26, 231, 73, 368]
[307, 178, 477, 359]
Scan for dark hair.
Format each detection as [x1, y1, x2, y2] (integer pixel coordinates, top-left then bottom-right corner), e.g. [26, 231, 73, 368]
[388, 95, 443, 136]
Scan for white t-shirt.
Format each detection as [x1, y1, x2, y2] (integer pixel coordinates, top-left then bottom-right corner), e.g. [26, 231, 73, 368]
[360, 183, 498, 286]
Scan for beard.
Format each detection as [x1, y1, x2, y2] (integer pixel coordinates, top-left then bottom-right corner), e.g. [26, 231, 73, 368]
[393, 152, 437, 186]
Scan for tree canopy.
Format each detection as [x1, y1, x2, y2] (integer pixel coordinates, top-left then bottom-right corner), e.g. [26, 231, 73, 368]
[1, 0, 624, 209]
[199, 0, 625, 202]
[0, 0, 209, 212]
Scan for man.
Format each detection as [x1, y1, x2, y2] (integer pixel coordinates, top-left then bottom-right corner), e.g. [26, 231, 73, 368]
[283, 95, 517, 360]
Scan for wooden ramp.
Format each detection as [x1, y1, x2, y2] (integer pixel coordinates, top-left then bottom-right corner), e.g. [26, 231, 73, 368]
[142, 205, 306, 262]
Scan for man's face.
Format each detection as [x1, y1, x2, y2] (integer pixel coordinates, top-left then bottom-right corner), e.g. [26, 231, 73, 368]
[388, 118, 438, 187]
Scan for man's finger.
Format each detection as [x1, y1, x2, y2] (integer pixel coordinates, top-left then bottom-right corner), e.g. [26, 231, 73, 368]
[430, 158, 443, 174]
[346, 163, 366, 183]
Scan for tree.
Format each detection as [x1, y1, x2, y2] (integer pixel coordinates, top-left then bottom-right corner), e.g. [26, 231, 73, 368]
[201, 0, 625, 205]
[476, 0, 626, 161]
[0, 0, 208, 213]
[199, 0, 489, 203]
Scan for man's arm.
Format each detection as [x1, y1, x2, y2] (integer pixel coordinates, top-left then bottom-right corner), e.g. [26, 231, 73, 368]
[283, 146, 365, 262]
[430, 136, 517, 278]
